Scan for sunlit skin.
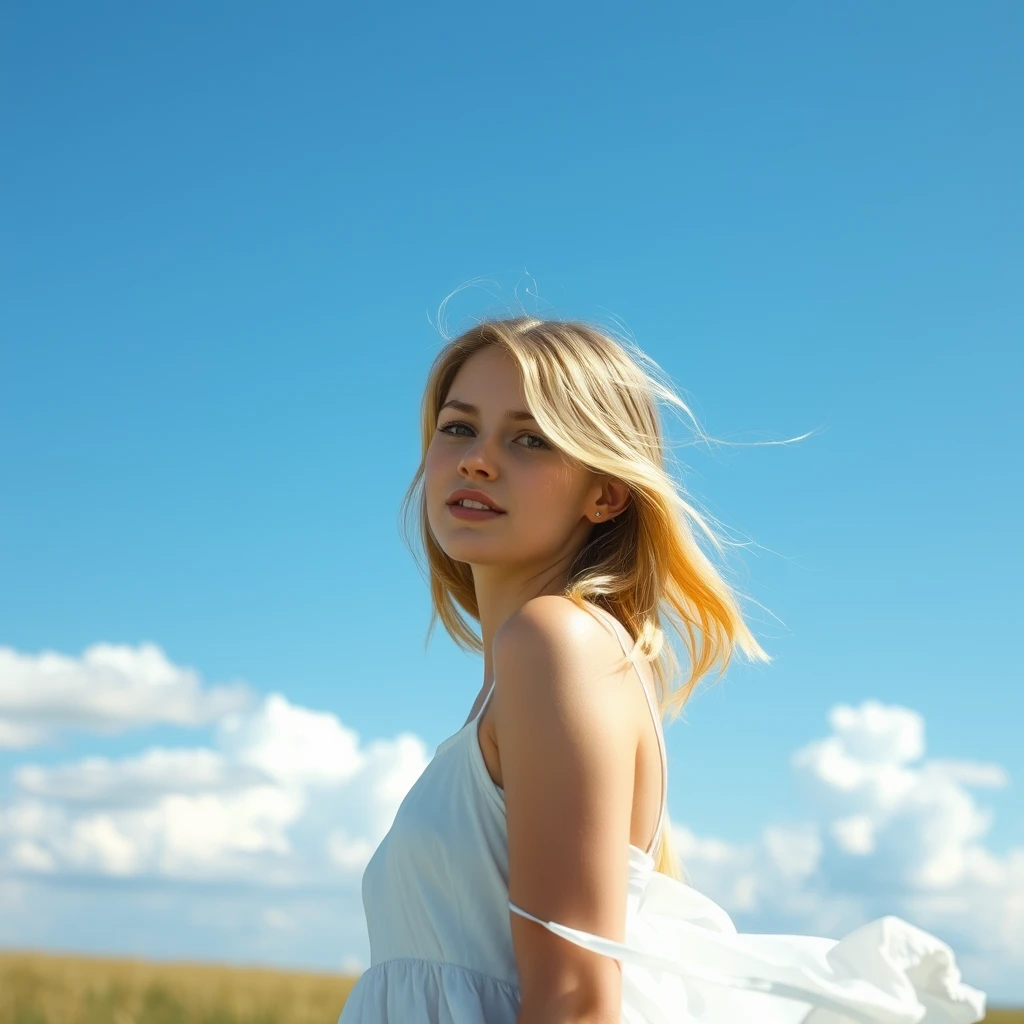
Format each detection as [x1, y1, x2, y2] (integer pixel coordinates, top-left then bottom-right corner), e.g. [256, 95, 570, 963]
[424, 345, 631, 714]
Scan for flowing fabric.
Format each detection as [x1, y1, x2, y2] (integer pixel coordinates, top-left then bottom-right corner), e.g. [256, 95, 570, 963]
[509, 874, 985, 1023]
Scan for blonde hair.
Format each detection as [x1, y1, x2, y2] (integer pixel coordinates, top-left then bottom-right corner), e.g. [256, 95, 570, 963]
[399, 316, 773, 880]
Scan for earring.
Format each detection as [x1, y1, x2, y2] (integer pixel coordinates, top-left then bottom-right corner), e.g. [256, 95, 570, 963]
[595, 512, 602, 518]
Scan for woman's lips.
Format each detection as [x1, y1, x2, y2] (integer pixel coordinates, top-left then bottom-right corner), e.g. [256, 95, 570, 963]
[447, 503, 506, 521]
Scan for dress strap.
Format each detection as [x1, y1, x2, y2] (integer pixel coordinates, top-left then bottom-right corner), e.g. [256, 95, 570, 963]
[587, 604, 668, 858]
[469, 680, 496, 727]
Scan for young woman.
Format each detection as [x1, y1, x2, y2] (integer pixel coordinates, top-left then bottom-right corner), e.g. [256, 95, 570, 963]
[339, 318, 985, 1023]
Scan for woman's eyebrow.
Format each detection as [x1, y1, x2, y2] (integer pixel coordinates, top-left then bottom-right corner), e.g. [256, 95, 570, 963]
[439, 399, 537, 422]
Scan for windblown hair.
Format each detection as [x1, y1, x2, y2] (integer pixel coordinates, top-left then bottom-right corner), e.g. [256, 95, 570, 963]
[399, 316, 772, 880]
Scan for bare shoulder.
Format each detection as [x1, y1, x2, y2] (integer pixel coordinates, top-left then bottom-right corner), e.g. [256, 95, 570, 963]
[492, 595, 637, 732]
[495, 595, 624, 672]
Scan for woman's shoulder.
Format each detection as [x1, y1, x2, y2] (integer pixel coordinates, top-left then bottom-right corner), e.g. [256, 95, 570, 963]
[492, 596, 634, 713]
[495, 594, 621, 658]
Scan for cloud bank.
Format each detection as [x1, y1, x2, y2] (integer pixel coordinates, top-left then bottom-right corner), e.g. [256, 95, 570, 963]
[0, 644, 1019, 1000]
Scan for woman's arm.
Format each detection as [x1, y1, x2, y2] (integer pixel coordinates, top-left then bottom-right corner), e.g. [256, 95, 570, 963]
[493, 595, 640, 1024]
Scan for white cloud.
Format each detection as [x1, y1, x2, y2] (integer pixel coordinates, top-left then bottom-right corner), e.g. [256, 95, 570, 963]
[830, 814, 876, 855]
[923, 759, 1010, 788]
[10, 839, 56, 873]
[0, 689, 430, 886]
[0, 719, 47, 749]
[791, 700, 1008, 894]
[14, 748, 269, 805]
[0, 642, 254, 746]
[327, 829, 377, 872]
[762, 823, 822, 879]
[0, 787, 302, 881]
[671, 699, 1024, 996]
[218, 693, 363, 787]
[828, 700, 924, 764]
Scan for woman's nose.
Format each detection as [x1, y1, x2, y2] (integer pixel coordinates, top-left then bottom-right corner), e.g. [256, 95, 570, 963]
[458, 436, 498, 476]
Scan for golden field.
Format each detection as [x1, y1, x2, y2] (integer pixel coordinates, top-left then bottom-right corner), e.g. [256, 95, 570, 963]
[0, 949, 1019, 1023]
[0, 950, 355, 1024]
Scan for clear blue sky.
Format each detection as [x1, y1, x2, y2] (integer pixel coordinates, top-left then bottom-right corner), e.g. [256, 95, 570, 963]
[1, 0, 1021, 1005]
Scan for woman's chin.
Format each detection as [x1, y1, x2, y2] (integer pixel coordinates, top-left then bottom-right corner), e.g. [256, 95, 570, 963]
[443, 545, 502, 565]
[438, 537, 516, 566]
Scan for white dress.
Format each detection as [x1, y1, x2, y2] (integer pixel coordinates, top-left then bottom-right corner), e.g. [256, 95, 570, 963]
[338, 605, 986, 1023]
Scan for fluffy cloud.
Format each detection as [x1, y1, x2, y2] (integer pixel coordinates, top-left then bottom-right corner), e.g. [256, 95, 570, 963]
[0, 642, 253, 746]
[0, 689, 430, 884]
[14, 748, 269, 805]
[672, 699, 1022, 998]
[791, 700, 1007, 894]
[0, 719, 46, 749]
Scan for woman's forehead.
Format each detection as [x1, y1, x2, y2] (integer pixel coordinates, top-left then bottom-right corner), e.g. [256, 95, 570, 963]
[446, 347, 526, 404]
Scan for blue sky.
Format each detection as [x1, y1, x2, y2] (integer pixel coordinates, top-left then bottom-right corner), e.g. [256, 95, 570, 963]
[1, 0, 1022, 1007]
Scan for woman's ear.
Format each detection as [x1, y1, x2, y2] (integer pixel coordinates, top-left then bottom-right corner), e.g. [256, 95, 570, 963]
[595, 478, 631, 520]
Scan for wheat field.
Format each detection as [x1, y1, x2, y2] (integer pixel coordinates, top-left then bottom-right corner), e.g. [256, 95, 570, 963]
[0, 949, 1018, 1023]
[0, 950, 356, 1024]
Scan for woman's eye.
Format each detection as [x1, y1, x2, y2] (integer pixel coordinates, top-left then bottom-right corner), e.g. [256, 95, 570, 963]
[438, 421, 473, 437]
[437, 422, 549, 451]
[517, 433, 550, 450]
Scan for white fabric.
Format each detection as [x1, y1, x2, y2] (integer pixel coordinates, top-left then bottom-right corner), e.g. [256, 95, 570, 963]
[339, 604, 986, 1023]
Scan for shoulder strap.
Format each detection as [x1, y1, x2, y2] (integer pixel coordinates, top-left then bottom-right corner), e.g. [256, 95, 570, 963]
[472, 680, 496, 725]
[588, 604, 668, 857]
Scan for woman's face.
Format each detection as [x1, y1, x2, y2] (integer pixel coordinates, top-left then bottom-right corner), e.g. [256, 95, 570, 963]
[424, 345, 601, 569]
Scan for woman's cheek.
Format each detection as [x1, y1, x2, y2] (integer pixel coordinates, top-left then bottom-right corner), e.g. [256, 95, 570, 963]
[423, 446, 445, 491]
